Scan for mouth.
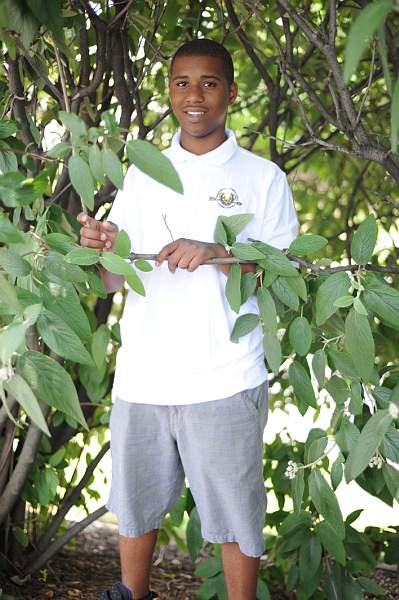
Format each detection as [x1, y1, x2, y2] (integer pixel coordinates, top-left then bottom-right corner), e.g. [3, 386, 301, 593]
[183, 110, 207, 123]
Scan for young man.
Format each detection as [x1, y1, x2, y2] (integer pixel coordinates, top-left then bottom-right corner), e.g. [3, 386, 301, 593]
[78, 39, 298, 600]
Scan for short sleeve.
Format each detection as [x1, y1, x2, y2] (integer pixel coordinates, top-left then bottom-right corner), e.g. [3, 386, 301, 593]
[260, 170, 298, 250]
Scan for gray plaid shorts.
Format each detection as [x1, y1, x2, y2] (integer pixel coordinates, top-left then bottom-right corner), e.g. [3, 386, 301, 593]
[106, 381, 269, 557]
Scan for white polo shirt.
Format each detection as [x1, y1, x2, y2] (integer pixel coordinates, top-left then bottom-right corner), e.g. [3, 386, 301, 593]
[108, 129, 298, 405]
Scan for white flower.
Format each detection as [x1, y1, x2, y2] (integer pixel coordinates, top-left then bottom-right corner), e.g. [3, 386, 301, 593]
[285, 460, 299, 479]
[368, 454, 384, 469]
[0, 364, 14, 382]
[388, 402, 398, 420]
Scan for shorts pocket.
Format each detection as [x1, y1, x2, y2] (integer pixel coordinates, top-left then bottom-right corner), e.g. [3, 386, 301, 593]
[242, 383, 268, 418]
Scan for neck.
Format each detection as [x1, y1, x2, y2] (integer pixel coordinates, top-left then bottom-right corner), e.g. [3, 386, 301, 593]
[179, 127, 227, 155]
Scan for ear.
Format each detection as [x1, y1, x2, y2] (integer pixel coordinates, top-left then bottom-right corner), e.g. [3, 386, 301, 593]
[228, 82, 238, 105]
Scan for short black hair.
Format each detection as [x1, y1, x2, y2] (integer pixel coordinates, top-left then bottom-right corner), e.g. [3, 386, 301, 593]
[170, 39, 234, 85]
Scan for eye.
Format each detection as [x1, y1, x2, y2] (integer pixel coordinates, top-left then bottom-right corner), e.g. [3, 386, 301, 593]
[204, 81, 216, 88]
[176, 81, 188, 87]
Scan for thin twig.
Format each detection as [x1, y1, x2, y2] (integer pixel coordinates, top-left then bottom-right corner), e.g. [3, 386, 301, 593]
[54, 44, 70, 112]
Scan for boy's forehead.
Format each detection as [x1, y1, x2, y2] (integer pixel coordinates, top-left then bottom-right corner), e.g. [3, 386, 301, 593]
[170, 54, 225, 77]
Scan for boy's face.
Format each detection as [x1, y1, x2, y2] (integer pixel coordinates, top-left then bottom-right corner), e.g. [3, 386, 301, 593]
[169, 54, 237, 143]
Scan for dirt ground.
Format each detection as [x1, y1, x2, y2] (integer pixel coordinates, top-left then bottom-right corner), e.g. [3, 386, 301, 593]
[1, 521, 398, 600]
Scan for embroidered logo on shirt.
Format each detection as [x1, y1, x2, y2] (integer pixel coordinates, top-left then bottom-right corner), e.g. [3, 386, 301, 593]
[209, 188, 242, 208]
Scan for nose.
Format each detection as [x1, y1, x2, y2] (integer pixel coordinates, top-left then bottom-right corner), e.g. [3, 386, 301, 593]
[184, 83, 204, 104]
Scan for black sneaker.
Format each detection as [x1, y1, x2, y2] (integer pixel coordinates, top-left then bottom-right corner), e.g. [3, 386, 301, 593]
[99, 583, 159, 600]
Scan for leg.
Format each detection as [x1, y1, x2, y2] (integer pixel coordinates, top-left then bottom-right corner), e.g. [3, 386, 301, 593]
[221, 542, 260, 600]
[119, 529, 158, 599]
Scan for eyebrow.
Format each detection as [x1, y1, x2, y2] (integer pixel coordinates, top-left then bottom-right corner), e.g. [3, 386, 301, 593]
[172, 74, 222, 81]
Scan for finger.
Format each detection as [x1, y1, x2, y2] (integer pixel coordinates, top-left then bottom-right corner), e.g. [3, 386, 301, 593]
[102, 221, 119, 232]
[81, 237, 106, 249]
[80, 226, 105, 241]
[187, 255, 204, 272]
[77, 213, 102, 231]
[167, 247, 187, 273]
[156, 240, 180, 266]
[177, 249, 197, 270]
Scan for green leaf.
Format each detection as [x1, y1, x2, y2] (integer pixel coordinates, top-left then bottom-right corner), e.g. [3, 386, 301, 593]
[225, 263, 241, 313]
[331, 453, 344, 490]
[18, 351, 87, 429]
[363, 272, 399, 330]
[102, 148, 124, 190]
[44, 251, 87, 283]
[343, 0, 394, 83]
[125, 268, 146, 296]
[291, 468, 305, 514]
[357, 576, 385, 597]
[0, 248, 31, 277]
[287, 276, 307, 302]
[68, 154, 95, 211]
[230, 313, 259, 343]
[315, 272, 351, 326]
[344, 409, 393, 482]
[59, 111, 87, 141]
[307, 436, 328, 464]
[315, 521, 346, 565]
[43, 233, 75, 254]
[0, 322, 26, 363]
[254, 241, 299, 277]
[46, 141, 70, 159]
[312, 349, 326, 388]
[257, 287, 277, 334]
[5, 374, 50, 436]
[272, 277, 299, 311]
[240, 272, 257, 304]
[263, 331, 281, 375]
[391, 77, 399, 153]
[186, 506, 203, 562]
[231, 243, 265, 261]
[88, 143, 105, 183]
[0, 119, 19, 139]
[299, 535, 322, 582]
[351, 215, 378, 264]
[308, 469, 345, 539]
[349, 381, 363, 415]
[99, 251, 130, 275]
[289, 316, 312, 356]
[214, 214, 254, 246]
[12, 526, 29, 548]
[336, 417, 361, 455]
[0, 143, 17, 173]
[288, 234, 328, 256]
[378, 25, 392, 96]
[345, 309, 375, 381]
[134, 259, 153, 272]
[256, 579, 271, 600]
[328, 347, 359, 380]
[382, 463, 399, 500]
[353, 297, 368, 315]
[114, 229, 131, 258]
[127, 140, 183, 194]
[0, 215, 25, 243]
[333, 295, 354, 308]
[91, 324, 110, 369]
[64, 247, 100, 265]
[37, 309, 94, 365]
[40, 281, 92, 342]
[0, 273, 22, 313]
[326, 375, 350, 405]
[289, 361, 317, 409]
[195, 557, 222, 578]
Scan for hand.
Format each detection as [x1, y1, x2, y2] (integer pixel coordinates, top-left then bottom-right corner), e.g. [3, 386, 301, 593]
[77, 212, 118, 252]
[155, 238, 228, 273]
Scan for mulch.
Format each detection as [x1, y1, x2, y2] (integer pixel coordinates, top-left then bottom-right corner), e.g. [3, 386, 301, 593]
[1, 521, 398, 600]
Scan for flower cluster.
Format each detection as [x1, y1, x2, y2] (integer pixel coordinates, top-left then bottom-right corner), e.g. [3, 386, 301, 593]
[285, 460, 299, 479]
[0, 364, 14, 383]
[368, 454, 384, 469]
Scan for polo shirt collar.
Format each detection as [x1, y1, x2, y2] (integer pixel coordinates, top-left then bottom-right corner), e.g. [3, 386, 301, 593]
[169, 128, 238, 166]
